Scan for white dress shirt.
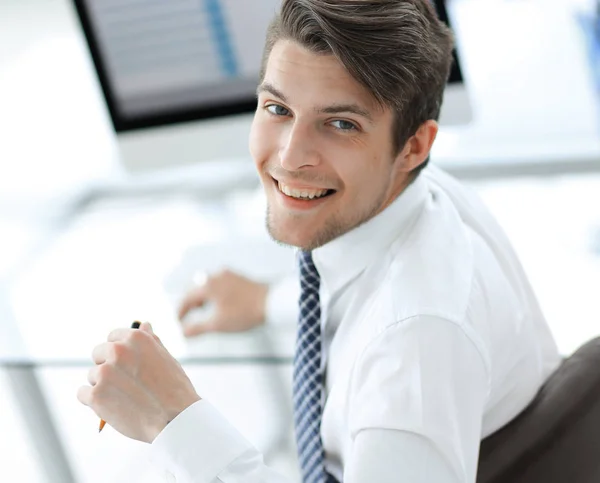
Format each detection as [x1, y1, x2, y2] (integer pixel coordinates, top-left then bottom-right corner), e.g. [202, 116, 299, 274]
[150, 166, 561, 482]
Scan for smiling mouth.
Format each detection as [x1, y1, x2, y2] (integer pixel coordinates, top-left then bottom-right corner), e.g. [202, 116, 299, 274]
[273, 177, 336, 200]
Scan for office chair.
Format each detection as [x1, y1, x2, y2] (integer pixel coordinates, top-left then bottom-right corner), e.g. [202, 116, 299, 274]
[477, 337, 600, 483]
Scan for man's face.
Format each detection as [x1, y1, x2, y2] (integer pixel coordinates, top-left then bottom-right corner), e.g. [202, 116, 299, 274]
[250, 40, 410, 250]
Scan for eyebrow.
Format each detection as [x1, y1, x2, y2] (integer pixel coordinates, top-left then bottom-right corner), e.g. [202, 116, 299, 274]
[256, 82, 288, 102]
[257, 82, 374, 123]
[317, 103, 373, 122]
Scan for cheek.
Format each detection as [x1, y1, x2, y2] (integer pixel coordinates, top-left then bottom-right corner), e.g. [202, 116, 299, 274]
[334, 153, 389, 200]
[334, 152, 375, 190]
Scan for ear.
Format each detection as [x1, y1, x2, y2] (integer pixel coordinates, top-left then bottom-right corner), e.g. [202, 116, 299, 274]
[395, 120, 438, 173]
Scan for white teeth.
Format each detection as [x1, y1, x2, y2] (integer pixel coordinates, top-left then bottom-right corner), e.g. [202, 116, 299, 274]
[278, 181, 329, 200]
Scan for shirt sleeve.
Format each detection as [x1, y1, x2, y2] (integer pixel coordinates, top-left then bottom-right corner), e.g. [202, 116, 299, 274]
[345, 315, 490, 483]
[149, 399, 291, 483]
[346, 429, 462, 483]
[264, 274, 300, 326]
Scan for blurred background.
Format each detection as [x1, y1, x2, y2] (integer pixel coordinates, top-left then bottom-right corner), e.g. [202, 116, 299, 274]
[1, 0, 600, 481]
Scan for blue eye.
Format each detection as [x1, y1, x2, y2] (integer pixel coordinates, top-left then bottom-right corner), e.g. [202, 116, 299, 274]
[330, 120, 358, 131]
[266, 104, 290, 116]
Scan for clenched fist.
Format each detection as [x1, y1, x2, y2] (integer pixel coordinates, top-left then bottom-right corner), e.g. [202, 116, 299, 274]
[178, 269, 269, 337]
[77, 322, 201, 443]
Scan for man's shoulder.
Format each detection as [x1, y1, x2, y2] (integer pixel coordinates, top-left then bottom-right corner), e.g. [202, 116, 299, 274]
[354, 167, 520, 340]
[381, 185, 477, 324]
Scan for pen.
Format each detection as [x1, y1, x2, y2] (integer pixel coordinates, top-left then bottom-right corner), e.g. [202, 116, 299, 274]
[99, 320, 142, 433]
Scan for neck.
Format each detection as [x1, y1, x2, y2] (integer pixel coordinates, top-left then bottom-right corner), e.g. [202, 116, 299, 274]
[377, 171, 417, 216]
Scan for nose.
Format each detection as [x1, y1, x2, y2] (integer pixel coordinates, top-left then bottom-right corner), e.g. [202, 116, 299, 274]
[279, 121, 319, 171]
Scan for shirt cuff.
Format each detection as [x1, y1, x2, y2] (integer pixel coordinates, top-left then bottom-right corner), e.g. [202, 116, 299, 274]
[150, 399, 255, 483]
[265, 275, 300, 326]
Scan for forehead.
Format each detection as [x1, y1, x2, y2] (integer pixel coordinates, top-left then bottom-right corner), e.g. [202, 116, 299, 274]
[263, 40, 380, 110]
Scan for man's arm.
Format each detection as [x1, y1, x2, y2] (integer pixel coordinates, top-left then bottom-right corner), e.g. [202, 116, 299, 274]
[345, 315, 490, 483]
[347, 429, 463, 483]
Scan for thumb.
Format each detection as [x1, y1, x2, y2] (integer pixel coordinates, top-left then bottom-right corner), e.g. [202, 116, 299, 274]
[178, 286, 209, 321]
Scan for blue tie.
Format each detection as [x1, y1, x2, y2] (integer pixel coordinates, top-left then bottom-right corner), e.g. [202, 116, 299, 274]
[293, 251, 339, 483]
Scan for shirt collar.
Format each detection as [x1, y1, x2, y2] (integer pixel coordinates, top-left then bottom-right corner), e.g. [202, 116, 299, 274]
[312, 174, 429, 297]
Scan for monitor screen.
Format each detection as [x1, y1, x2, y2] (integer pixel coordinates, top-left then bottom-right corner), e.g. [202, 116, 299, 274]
[72, 0, 465, 134]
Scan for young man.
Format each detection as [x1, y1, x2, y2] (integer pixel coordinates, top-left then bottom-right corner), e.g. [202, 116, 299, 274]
[78, 1, 561, 482]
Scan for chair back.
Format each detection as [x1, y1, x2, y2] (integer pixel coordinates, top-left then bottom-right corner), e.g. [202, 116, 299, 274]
[477, 337, 600, 483]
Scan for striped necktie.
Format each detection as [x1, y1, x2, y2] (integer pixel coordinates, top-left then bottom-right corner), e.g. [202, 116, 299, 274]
[293, 251, 339, 483]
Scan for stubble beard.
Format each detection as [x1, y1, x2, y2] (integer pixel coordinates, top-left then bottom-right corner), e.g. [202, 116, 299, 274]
[265, 189, 388, 251]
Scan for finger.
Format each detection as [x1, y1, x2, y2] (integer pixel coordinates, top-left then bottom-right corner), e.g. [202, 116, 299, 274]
[77, 385, 93, 407]
[91, 342, 112, 365]
[87, 365, 100, 386]
[107, 328, 132, 342]
[140, 322, 165, 347]
[178, 286, 209, 321]
[183, 318, 219, 338]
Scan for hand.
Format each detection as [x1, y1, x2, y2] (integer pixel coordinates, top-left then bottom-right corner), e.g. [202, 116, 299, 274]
[178, 269, 269, 337]
[77, 322, 201, 443]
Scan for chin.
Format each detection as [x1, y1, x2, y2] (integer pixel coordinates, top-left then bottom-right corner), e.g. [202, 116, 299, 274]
[264, 214, 310, 249]
[267, 222, 310, 249]
[265, 203, 350, 251]
[268, 218, 344, 252]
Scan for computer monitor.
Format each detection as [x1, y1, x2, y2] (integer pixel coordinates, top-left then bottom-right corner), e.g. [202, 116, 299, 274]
[72, 0, 471, 174]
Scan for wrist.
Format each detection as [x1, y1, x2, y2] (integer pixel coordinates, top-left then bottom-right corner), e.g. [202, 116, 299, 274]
[253, 282, 269, 324]
[150, 393, 202, 443]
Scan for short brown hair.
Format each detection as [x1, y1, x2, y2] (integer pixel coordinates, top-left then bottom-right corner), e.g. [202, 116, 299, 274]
[260, 0, 454, 174]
